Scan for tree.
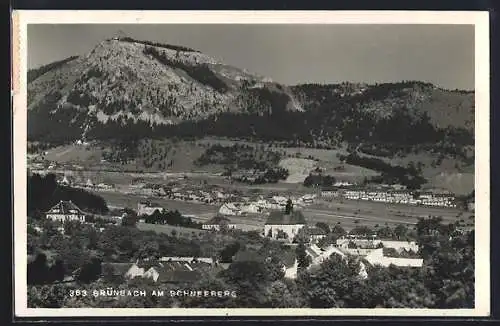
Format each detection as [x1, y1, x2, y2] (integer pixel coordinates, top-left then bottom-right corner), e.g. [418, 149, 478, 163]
[315, 222, 330, 234]
[220, 260, 280, 307]
[219, 242, 241, 263]
[350, 225, 373, 238]
[63, 220, 83, 237]
[331, 223, 346, 238]
[394, 224, 408, 240]
[297, 254, 363, 308]
[48, 259, 66, 282]
[121, 209, 138, 227]
[76, 257, 102, 284]
[28, 253, 50, 285]
[285, 199, 293, 214]
[296, 242, 311, 269]
[28, 283, 68, 308]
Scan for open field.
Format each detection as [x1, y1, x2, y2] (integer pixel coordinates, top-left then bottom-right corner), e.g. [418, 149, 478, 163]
[34, 135, 474, 194]
[136, 222, 206, 238]
[93, 186, 469, 233]
[303, 199, 467, 230]
[93, 190, 219, 218]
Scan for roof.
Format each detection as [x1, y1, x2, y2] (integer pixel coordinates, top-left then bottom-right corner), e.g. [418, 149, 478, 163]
[158, 269, 202, 283]
[266, 210, 306, 225]
[143, 262, 207, 283]
[46, 200, 86, 215]
[305, 247, 320, 259]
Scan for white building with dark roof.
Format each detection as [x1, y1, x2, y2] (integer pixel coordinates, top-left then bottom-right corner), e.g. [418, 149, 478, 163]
[364, 248, 423, 268]
[218, 203, 241, 216]
[137, 201, 164, 216]
[45, 200, 87, 223]
[264, 210, 307, 242]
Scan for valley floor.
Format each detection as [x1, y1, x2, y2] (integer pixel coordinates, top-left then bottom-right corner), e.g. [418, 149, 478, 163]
[92, 185, 465, 232]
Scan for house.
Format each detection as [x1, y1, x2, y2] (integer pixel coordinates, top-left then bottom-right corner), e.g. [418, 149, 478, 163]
[202, 215, 233, 231]
[124, 263, 146, 279]
[378, 240, 419, 253]
[364, 248, 423, 268]
[334, 181, 353, 187]
[137, 201, 164, 216]
[124, 260, 212, 285]
[264, 210, 307, 242]
[272, 196, 288, 206]
[240, 203, 262, 214]
[85, 178, 94, 188]
[159, 257, 214, 265]
[218, 203, 241, 216]
[321, 190, 339, 198]
[284, 244, 367, 280]
[45, 200, 87, 223]
[307, 244, 346, 265]
[307, 227, 327, 242]
[59, 175, 72, 186]
[336, 238, 419, 253]
[301, 194, 316, 204]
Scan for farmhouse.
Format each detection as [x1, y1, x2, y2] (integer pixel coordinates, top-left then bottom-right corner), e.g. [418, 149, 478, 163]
[336, 238, 418, 252]
[218, 203, 241, 216]
[123, 259, 215, 284]
[137, 201, 164, 216]
[285, 244, 368, 280]
[307, 227, 328, 242]
[159, 257, 215, 265]
[301, 194, 316, 204]
[364, 248, 423, 268]
[264, 210, 307, 242]
[240, 202, 262, 214]
[85, 178, 94, 188]
[45, 200, 87, 223]
[321, 190, 339, 198]
[59, 175, 72, 186]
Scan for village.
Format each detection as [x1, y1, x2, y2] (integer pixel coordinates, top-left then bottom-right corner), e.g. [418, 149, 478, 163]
[27, 155, 474, 290]
[33, 160, 462, 214]
[39, 188, 434, 286]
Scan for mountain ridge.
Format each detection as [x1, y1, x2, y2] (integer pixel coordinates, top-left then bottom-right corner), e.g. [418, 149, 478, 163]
[27, 37, 474, 155]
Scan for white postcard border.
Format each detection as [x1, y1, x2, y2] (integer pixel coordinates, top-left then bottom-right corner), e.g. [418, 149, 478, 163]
[12, 10, 491, 317]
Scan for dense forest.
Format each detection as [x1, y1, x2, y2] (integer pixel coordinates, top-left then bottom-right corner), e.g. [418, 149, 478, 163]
[195, 144, 282, 170]
[28, 56, 79, 83]
[28, 173, 109, 217]
[339, 153, 427, 190]
[28, 75, 474, 166]
[143, 46, 229, 93]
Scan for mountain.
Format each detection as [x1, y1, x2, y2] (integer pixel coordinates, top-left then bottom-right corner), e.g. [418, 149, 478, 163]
[27, 36, 474, 157]
[27, 37, 302, 142]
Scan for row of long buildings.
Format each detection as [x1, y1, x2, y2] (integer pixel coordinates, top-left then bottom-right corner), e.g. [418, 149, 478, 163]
[321, 188, 457, 208]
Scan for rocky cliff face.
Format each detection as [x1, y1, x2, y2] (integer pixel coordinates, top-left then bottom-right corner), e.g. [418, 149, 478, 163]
[27, 37, 302, 141]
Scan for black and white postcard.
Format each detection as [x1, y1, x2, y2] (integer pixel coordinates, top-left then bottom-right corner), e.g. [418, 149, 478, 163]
[12, 11, 490, 317]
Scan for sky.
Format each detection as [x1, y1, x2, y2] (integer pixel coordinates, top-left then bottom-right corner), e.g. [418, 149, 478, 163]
[28, 24, 475, 90]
